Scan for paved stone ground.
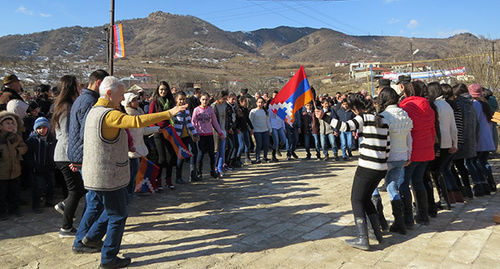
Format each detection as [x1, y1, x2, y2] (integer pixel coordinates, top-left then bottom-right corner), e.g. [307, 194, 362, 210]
[1, 150, 499, 268]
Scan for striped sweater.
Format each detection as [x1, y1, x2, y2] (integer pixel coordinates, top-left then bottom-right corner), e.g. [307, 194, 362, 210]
[324, 113, 390, 171]
[172, 109, 198, 138]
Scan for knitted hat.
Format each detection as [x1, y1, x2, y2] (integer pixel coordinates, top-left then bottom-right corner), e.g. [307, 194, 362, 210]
[6, 99, 29, 118]
[121, 92, 137, 107]
[468, 83, 482, 98]
[33, 117, 50, 131]
[3, 74, 20, 85]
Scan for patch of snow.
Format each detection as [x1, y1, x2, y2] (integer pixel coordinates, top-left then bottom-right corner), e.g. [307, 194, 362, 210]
[194, 31, 199, 35]
[342, 42, 358, 50]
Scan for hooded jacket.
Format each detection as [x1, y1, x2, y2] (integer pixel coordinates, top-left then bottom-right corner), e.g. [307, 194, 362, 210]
[0, 111, 28, 180]
[399, 96, 435, 162]
[453, 94, 479, 159]
[380, 105, 413, 162]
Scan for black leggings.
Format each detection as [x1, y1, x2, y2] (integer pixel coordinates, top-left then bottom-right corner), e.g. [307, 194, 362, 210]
[154, 133, 177, 179]
[351, 166, 386, 218]
[197, 135, 215, 174]
[55, 162, 86, 229]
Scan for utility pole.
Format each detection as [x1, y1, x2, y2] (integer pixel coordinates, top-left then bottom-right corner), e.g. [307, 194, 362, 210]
[410, 42, 414, 72]
[108, 0, 115, 75]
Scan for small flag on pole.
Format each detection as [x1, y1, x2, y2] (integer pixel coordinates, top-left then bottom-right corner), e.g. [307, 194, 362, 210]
[113, 24, 125, 58]
[160, 126, 193, 160]
[269, 65, 314, 125]
[135, 156, 159, 193]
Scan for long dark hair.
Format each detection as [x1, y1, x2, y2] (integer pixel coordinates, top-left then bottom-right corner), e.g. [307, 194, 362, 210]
[51, 75, 79, 130]
[153, 81, 175, 112]
[473, 89, 493, 123]
[375, 87, 398, 127]
[347, 92, 375, 115]
[452, 83, 468, 97]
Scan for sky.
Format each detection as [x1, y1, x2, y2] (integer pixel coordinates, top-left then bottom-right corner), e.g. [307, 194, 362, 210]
[1, 0, 498, 39]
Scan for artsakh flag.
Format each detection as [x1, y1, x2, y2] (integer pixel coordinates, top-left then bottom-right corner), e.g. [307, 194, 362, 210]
[135, 156, 159, 193]
[269, 65, 314, 125]
[113, 24, 125, 58]
[160, 126, 193, 160]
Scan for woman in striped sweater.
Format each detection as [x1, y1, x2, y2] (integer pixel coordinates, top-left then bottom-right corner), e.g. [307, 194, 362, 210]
[315, 93, 390, 251]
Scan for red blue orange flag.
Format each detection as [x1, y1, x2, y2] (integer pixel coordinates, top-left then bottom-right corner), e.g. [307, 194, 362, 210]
[160, 126, 193, 160]
[135, 156, 159, 193]
[269, 65, 313, 125]
[113, 24, 125, 58]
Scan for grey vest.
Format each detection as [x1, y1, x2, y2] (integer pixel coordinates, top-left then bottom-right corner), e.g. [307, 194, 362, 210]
[82, 106, 129, 191]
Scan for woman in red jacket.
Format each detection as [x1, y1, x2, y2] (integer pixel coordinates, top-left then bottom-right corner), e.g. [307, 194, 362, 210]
[399, 82, 436, 228]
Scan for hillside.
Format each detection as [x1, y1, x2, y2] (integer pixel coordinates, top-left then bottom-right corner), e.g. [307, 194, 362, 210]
[0, 11, 487, 64]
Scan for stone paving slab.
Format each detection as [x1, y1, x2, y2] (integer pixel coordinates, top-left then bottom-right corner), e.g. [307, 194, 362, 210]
[0, 150, 499, 268]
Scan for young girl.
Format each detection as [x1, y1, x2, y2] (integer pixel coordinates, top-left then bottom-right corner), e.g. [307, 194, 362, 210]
[191, 93, 225, 179]
[149, 81, 177, 190]
[212, 91, 229, 176]
[122, 92, 159, 195]
[318, 99, 339, 161]
[315, 93, 390, 251]
[249, 97, 271, 164]
[236, 96, 253, 164]
[269, 99, 287, 162]
[301, 102, 321, 160]
[173, 92, 199, 183]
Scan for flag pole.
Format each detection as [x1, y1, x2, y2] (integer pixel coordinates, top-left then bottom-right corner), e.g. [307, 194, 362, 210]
[108, 0, 115, 75]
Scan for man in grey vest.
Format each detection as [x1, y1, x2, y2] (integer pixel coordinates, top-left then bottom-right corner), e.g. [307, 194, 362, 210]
[80, 76, 186, 269]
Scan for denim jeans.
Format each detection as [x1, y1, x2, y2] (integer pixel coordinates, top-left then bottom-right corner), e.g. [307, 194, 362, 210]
[177, 137, 197, 178]
[304, 133, 320, 155]
[320, 133, 338, 156]
[285, 124, 299, 153]
[73, 191, 108, 249]
[237, 130, 251, 156]
[477, 151, 493, 184]
[465, 157, 486, 185]
[254, 131, 270, 160]
[30, 171, 55, 208]
[215, 138, 226, 172]
[385, 160, 405, 201]
[438, 149, 459, 191]
[400, 161, 428, 192]
[339, 131, 353, 158]
[271, 127, 287, 150]
[128, 158, 140, 194]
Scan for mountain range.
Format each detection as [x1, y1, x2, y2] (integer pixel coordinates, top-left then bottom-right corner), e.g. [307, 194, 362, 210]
[0, 11, 489, 65]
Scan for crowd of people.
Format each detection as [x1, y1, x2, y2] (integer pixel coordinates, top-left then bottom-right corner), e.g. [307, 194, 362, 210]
[0, 71, 499, 267]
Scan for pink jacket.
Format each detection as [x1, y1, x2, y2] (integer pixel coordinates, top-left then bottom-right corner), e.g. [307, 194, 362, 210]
[191, 106, 223, 136]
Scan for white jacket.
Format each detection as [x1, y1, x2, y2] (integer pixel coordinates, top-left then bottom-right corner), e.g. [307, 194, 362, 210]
[380, 105, 413, 162]
[125, 107, 159, 158]
[435, 96, 458, 149]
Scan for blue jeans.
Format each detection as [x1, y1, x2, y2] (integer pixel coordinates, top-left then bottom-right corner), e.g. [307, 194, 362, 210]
[177, 137, 197, 177]
[400, 161, 428, 192]
[320, 133, 338, 157]
[215, 138, 226, 172]
[254, 131, 270, 160]
[237, 130, 251, 156]
[304, 133, 320, 155]
[385, 160, 405, 201]
[285, 124, 299, 153]
[73, 191, 108, 248]
[477, 151, 493, 184]
[76, 188, 128, 264]
[340, 131, 353, 158]
[271, 127, 287, 150]
[128, 158, 140, 194]
[439, 150, 458, 191]
[465, 157, 486, 185]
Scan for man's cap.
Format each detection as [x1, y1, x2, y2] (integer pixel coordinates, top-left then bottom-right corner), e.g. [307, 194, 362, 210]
[3, 74, 20, 85]
[396, 75, 411, 85]
[377, 79, 391, 88]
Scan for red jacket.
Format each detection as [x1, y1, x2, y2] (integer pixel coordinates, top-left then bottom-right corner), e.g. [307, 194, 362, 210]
[399, 96, 435, 162]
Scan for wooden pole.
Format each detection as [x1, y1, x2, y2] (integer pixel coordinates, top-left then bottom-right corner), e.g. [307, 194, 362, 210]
[109, 0, 115, 75]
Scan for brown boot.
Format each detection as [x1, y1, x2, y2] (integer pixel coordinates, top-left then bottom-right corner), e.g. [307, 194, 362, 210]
[453, 191, 465, 203]
[166, 177, 175, 190]
[447, 191, 456, 204]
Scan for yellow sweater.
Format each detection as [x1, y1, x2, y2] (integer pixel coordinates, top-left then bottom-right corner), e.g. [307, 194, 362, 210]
[95, 98, 171, 140]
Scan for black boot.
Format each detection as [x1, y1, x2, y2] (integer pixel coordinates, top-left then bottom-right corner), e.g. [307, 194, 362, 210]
[389, 200, 407, 235]
[345, 217, 370, 250]
[372, 195, 389, 232]
[414, 190, 430, 226]
[245, 152, 252, 164]
[400, 190, 414, 229]
[487, 173, 497, 192]
[367, 214, 384, 243]
[196, 163, 203, 179]
[271, 150, 279, 162]
[190, 165, 202, 182]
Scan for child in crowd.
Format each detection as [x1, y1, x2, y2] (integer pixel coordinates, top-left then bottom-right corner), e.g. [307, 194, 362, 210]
[337, 99, 355, 160]
[0, 112, 28, 220]
[236, 96, 253, 164]
[192, 93, 225, 179]
[269, 99, 287, 162]
[122, 93, 159, 196]
[319, 98, 339, 161]
[249, 97, 271, 163]
[212, 91, 229, 176]
[173, 92, 200, 183]
[25, 117, 56, 213]
[226, 93, 240, 168]
[301, 101, 321, 160]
